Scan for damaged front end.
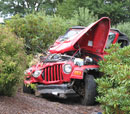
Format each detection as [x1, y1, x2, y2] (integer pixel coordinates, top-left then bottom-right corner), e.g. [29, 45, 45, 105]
[24, 50, 99, 96]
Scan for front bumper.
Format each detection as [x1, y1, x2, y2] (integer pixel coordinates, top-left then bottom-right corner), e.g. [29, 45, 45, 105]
[37, 84, 75, 95]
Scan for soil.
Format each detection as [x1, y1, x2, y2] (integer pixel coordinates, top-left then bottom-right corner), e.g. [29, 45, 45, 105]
[0, 90, 102, 114]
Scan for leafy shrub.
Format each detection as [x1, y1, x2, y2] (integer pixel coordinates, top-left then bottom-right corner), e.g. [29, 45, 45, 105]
[96, 44, 130, 114]
[73, 7, 98, 26]
[112, 22, 130, 40]
[0, 26, 28, 96]
[6, 13, 77, 54]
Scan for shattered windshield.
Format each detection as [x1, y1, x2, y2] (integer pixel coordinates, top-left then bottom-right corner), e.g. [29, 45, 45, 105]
[59, 29, 82, 42]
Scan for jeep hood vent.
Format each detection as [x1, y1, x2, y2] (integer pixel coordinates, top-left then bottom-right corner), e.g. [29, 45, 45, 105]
[49, 17, 110, 54]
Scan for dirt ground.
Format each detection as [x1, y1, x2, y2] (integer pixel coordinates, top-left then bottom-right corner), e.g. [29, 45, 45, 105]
[0, 90, 102, 114]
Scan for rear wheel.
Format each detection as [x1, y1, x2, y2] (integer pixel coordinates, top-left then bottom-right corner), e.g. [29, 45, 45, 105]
[81, 75, 97, 105]
[23, 84, 34, 94]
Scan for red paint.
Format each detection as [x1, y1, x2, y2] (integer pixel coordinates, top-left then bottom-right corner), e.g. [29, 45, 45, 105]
[111, 30, 119, 44]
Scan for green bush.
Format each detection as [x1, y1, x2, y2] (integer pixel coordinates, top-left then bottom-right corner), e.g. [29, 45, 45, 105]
[73, 7, 98, 26]
[6, 13, 77, 54]
[112, 22, 130, 40]
[96, 44, 130, 114]
[0, 26, 28, 96]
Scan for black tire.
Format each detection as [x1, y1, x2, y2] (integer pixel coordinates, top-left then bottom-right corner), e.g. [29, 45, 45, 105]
[81, 75, 97, 105]
[23, 84, 34, 94]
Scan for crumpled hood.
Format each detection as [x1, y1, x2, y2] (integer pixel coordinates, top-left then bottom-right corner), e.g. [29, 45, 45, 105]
[49, 17, 110, 54]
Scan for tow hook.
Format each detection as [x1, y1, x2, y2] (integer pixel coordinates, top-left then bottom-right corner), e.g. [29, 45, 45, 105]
[67, 80, 75, 88]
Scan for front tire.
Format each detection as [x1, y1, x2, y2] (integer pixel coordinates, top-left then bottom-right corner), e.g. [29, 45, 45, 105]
[81, 75, 97, 105]
[23, 84, 34, 94]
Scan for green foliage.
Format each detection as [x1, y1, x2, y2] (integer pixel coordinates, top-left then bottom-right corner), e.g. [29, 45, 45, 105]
[6, 13, 77, 54]
[0, 26, 28, 96]
[56, 0, 76, 19]
[112, 22, 130, 40]
[56, 0, 97, 21]
[57, 2, 98, 26]
[85, 0, 130, 25]
[26, 83, 37, 90]
[1, 0, 130, 25]
[56, 0, 130, 25]
[96, 44, 130, 114]
[0, 0, 57, 16]
[72, 7, 98, 26]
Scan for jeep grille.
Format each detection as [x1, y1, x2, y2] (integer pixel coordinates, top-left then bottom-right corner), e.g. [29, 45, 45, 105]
[42, 64, 63, 82]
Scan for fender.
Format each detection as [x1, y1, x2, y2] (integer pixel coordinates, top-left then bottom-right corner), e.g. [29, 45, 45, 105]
[70, 65, 99, 79]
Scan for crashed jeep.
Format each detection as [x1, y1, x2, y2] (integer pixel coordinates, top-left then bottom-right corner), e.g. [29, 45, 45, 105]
[23, 17, 129, 105]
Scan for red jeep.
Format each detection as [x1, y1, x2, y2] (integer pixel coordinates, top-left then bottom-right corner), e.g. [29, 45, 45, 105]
[23, 17, 129, 105]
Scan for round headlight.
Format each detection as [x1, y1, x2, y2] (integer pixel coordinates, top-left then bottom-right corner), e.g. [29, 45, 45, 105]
[63, 64, 72, 74]
[32, 70, 42, 78]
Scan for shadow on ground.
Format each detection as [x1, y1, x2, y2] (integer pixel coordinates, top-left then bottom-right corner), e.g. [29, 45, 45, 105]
[41, 93, 83, 105]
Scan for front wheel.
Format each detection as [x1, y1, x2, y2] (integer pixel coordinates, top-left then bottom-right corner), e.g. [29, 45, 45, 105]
[81, 75, 97, 105]
[23, 84, 34, 94]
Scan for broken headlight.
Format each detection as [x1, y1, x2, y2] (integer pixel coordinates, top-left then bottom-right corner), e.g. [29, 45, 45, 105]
[63, 64, 72, 74]
[32, 70, 42, 78]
